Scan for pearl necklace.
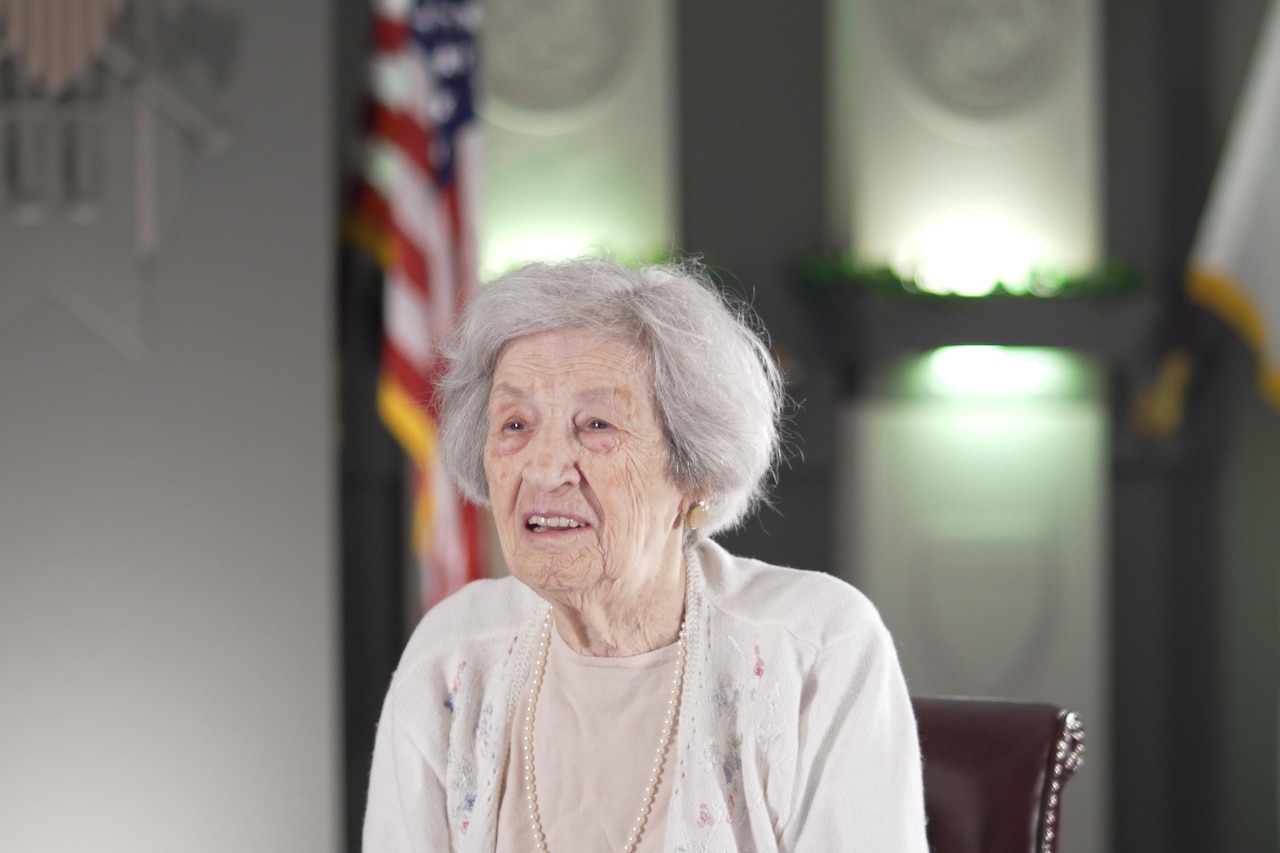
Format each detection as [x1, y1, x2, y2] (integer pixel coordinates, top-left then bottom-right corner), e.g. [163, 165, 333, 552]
[521, 611, 687, 853]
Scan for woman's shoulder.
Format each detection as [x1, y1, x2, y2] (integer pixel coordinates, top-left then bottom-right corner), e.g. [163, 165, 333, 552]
[695, 539, 891, 652]
[394, 576, 541, 677]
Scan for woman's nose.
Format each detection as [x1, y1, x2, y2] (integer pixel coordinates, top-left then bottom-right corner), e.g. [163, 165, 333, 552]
[524, 425, 581, 492]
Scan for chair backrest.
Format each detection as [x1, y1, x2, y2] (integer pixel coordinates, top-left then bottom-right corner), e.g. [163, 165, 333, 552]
[912, 697, 1086, 853]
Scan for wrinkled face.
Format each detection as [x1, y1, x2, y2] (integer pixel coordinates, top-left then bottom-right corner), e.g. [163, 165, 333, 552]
[484, 329, 688, 597]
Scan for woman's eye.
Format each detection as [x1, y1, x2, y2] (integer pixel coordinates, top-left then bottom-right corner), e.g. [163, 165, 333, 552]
[502, 419, 526, 432]
[586, 418, 611, 430]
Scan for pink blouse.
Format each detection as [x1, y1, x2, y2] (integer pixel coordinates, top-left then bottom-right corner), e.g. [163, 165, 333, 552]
[495, 626, 682, 852]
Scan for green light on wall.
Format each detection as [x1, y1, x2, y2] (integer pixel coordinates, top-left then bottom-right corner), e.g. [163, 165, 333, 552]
[478, 189, 672, 280]
[899, 219, 1044, 298]
[905, 347, 1092, 399]
[480, 229, 609, 278]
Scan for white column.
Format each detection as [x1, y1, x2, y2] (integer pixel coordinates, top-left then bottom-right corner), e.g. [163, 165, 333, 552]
[836, 350, 1110, 853]
[477, 0, 677, 276]
[830, 0, 1101, 295]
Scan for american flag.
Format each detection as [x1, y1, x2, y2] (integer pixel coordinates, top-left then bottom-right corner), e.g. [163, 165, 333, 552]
[353, 0, 486, 611]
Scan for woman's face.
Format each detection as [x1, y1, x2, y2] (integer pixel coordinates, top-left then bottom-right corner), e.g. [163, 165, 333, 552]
[484, 329, 688, 599]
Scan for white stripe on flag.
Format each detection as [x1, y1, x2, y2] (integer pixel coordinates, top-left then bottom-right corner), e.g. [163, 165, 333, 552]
[374, 0, 413, 20]
[385, 272, 434, 373]
[366, 140, 454, 302]
[370, 52, 417, 112]
[370, 48, 437, 127]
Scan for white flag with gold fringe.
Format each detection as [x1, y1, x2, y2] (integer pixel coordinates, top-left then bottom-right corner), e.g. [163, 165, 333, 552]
[1188, 0, 1280, 411]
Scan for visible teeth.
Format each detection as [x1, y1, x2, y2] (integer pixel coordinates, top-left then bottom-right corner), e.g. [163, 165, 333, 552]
[528, 515, 584, 530]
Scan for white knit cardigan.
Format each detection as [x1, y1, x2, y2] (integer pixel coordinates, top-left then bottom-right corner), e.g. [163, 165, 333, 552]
[363, 540, 929, 852]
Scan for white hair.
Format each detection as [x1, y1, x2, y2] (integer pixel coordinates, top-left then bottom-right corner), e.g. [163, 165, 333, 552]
[436, 255, 785, 540]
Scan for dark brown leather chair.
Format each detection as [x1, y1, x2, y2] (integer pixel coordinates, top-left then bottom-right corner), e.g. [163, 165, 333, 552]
[912, 697, 1086, 853]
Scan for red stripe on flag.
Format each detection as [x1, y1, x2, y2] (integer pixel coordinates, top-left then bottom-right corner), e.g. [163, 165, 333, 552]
[381, 340, 434, 408]
[355, 181, 393, 234]
[462, 503, 486, 586]
[442, 181, 472, 308]
[389, 222, 429, 295]
[371, 15, 408, 53]
[369, 103, 433, 180]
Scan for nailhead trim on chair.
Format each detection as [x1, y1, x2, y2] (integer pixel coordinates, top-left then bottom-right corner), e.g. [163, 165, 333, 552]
[1040, 710, 1086, 853]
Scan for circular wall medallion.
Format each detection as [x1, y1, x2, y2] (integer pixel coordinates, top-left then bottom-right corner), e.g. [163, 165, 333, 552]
[480, 0, 637, 134]
[878, 0, 1064, 120]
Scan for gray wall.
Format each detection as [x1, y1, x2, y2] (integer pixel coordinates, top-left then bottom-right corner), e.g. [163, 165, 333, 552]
[0, 3, 339, 851]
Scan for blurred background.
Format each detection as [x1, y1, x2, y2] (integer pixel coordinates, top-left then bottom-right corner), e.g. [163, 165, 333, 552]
[2, 0, 1278, 851]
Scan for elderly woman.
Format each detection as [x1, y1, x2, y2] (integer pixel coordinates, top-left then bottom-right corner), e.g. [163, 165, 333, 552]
[364, 256, 928, 851]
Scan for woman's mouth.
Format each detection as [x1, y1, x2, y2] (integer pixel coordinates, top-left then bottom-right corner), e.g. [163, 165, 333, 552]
[526, 515, 587, 533]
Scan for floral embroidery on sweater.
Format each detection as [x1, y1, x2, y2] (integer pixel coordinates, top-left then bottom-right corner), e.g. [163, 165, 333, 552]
[444, 661, 467, 712]
[442, 660, 480, 835]
[445, 753, 476, 831]
[726, 634, 765, 698]
[755, 679, 784, 748]
[704, 632, 764, 835]
[695, 795, 739, 830]
[712, 673, 739, 717]
[460, 791, 477, 833]
[720, 733, 743, 786]
[474, 702, 493, 749]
